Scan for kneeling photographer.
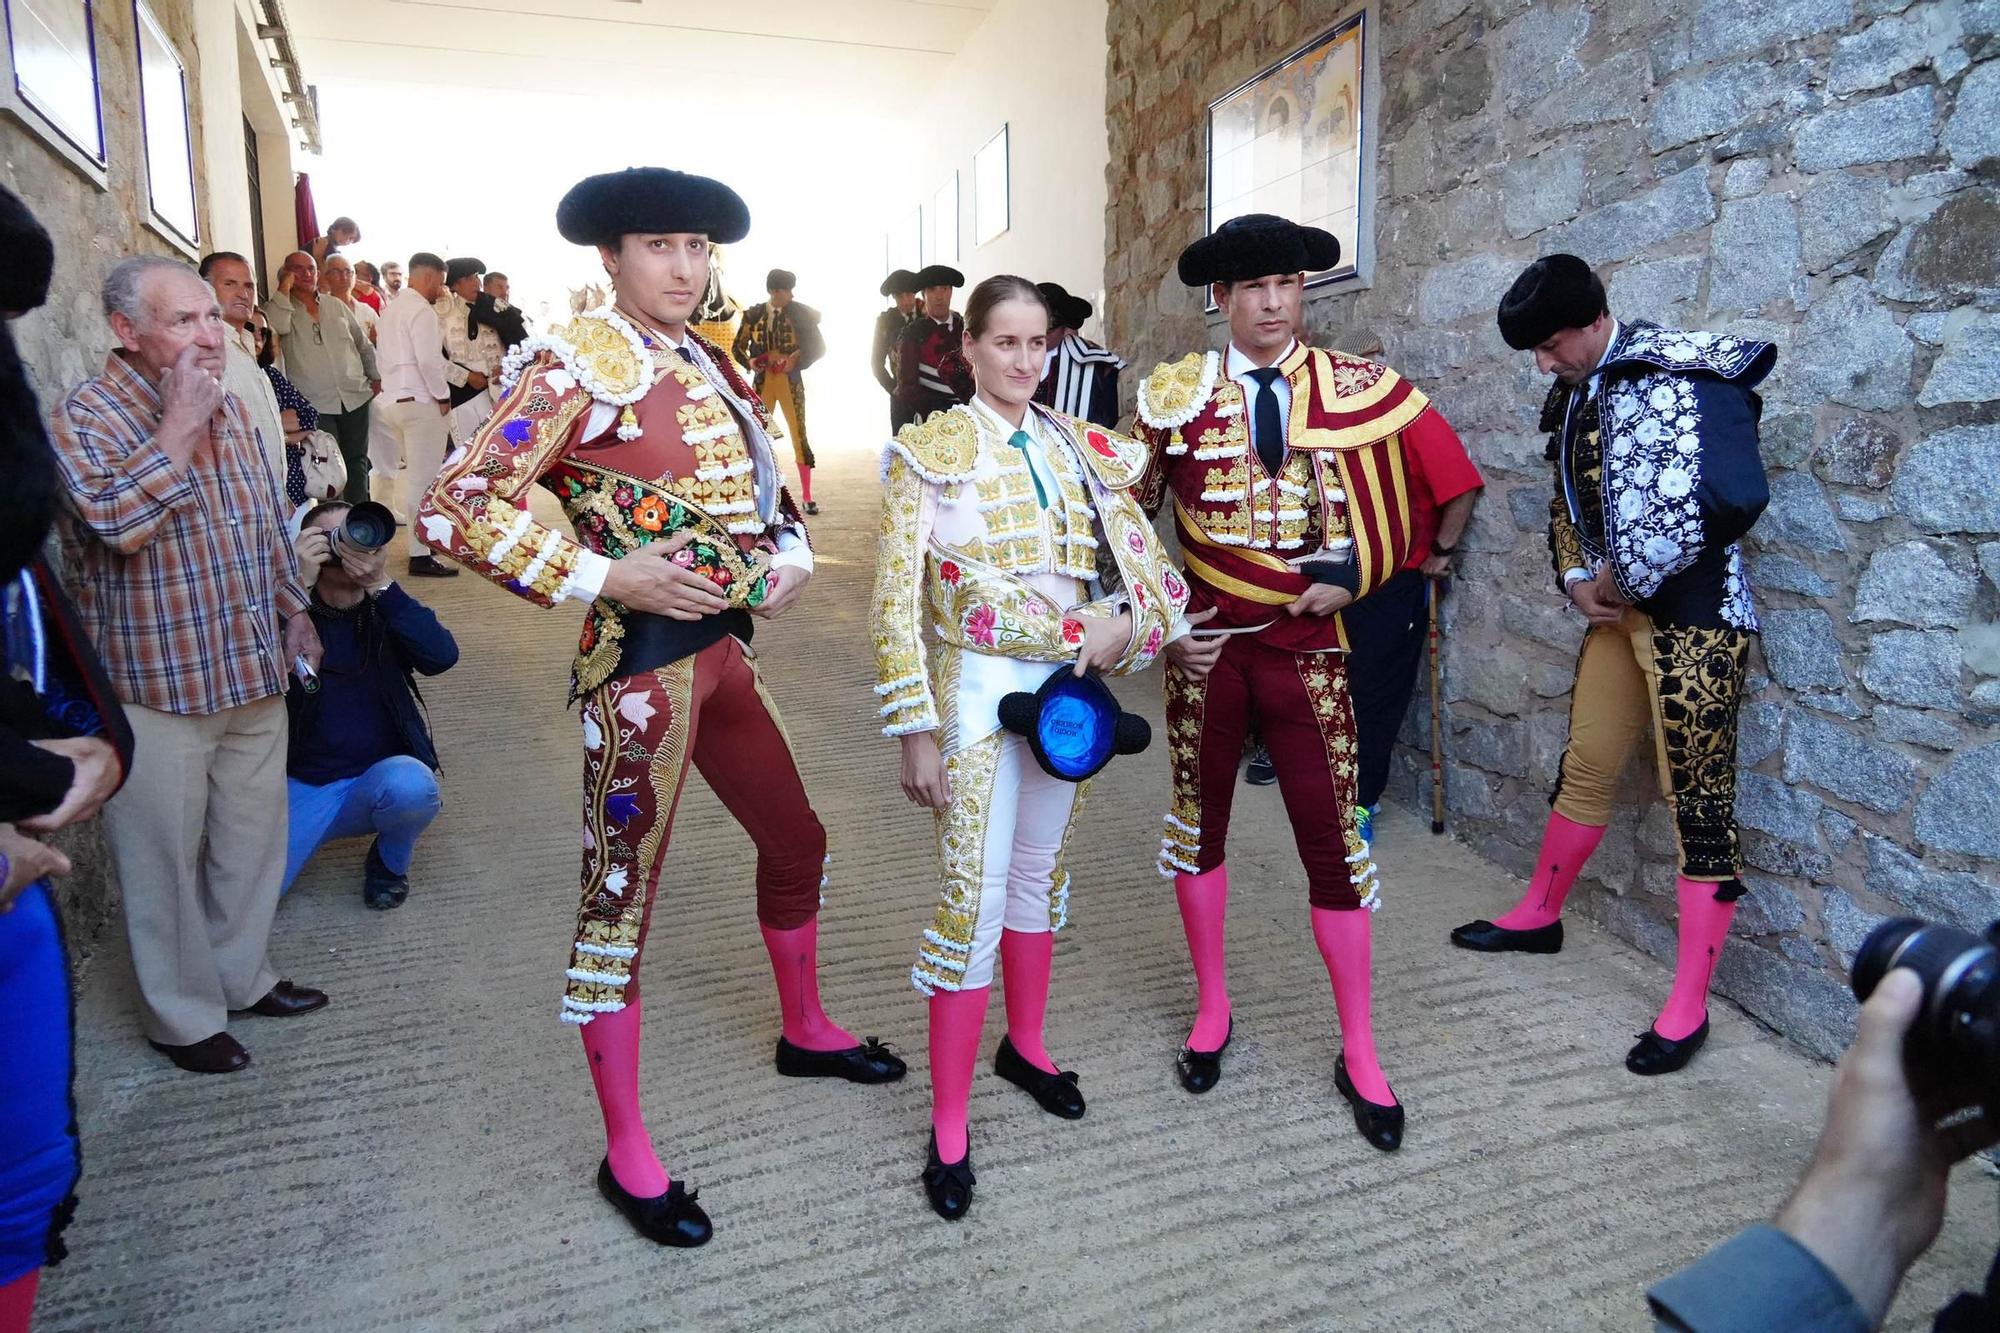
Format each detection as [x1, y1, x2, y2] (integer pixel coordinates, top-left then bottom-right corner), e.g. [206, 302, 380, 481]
[285, 501, 457, 910]
[1650, 919, 2000, 1332]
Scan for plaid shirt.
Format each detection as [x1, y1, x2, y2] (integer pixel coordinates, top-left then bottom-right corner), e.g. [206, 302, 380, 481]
[48, 353, 309, 716]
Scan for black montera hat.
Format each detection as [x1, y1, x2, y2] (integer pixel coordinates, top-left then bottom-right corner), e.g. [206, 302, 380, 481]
[1177, 213, 1340, 287]
[1036, 282, 1094, 330]
[998, 668, 1151, 782]
[444, 257, 486, 286]
[880, 268, 920, 297]
[766, 268, 796, 292]
[1497, 254, 1608, 350]
[556, 167, 751, 247]
[914, 264, 965, 289]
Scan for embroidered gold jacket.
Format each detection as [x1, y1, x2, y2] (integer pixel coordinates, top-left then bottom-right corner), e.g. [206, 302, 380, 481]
[417, 309, 805, 698]
[872, 403, 1190, 746]
[1133, 342, 1432, 653]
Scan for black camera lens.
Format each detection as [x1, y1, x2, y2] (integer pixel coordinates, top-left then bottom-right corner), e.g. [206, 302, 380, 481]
[333, 501, 396, 557]
[1853, 917, 2000, 1108]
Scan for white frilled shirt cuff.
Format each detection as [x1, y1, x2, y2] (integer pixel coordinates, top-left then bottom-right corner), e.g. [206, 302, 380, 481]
[771, 527, 814, 574]
[565, 549, 612, 603]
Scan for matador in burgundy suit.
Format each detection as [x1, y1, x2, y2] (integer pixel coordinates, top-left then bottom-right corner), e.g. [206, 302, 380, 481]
[419, 167, 904, 1249]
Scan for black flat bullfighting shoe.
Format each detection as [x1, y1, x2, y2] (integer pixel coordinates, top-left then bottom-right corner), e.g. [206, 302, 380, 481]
[1449, 918, 1564, 954]
[1334, 1055, 1405, 1153]
[774, 1036, 907, 1084]
[994, 1035, 1085, 1119]
[596, 1158, 713, 1248]
[1626, 1018, 1709, 1076]
[1176, 1015, 1234, 1095]
[921, 1132, 975, 1221]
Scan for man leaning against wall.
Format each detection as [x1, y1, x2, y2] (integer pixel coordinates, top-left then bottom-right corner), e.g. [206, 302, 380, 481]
[47, 256, 332, 1075]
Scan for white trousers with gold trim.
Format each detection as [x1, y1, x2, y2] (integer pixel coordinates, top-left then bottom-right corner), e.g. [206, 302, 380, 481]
[911, 731, 1086, 994]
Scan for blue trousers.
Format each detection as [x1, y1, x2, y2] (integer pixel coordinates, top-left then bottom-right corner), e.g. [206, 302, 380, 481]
[282, 756, 442, 893]
[0, 882, 77, 1284]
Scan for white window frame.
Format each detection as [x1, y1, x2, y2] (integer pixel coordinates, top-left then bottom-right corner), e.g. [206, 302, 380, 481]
[0, 0, 108, 184]
[1202, 0, 1380, 322]
[131, 0, 198, 254]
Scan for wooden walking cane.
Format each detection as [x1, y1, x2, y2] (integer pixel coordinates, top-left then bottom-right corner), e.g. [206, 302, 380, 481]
[1427, 577, 1446, 835]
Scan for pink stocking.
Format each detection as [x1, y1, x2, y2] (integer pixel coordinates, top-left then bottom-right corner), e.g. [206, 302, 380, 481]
[1000, 928, 1057, 1074]
[1655, 877, 1737, 1040]
[799, 465, 814, 504]
[928, 985, 990, 1163]
[1175, 865, 1232, 1051]
[1311, 906, 1394, 1104]
[0, 1268, 40, 1333]
[1493, 811, 1607, 930]
[580, 986, 671, 1198]
[761, 918, 857, 1052]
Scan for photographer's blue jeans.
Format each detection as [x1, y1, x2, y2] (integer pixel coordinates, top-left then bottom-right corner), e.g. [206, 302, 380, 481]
[0, 882, 77, 1286]
[283, 757, 442, 893]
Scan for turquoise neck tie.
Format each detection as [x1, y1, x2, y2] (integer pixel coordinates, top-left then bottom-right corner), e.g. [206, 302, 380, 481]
[1008, 429, 1050, 509]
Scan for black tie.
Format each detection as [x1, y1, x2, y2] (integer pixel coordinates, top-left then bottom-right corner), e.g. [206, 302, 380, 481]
[675, 344, 696, 365]
[1247, 367, 1284, 474]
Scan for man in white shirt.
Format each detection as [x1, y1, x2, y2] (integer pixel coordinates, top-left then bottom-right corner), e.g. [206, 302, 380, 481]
[263, 250, 379, 503]
[199, 251, 289, 498]
[374, 253, 458, 577]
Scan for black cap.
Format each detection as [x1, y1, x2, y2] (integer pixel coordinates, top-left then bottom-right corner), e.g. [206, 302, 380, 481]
[766, 268, 796, 292]
[556, 167, 751, 248]
[880, 268, 920, 297]
[1497, 254, 1607, 350]
[1036, 282, 1094, 330]
[444, 256, 486, 286]
[1177, 213, 1340, 287]
[914, 264, 965, 289]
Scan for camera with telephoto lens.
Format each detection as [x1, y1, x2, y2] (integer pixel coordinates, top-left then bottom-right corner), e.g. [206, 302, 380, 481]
[1852, 917, 2000, 1116]
[328, 501, 396, 562]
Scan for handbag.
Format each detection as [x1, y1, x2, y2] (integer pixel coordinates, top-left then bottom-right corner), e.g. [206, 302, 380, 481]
[297, 429, 347, 502]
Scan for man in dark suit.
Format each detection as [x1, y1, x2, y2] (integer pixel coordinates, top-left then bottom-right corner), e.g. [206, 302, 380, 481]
[873, 269, 920, 432]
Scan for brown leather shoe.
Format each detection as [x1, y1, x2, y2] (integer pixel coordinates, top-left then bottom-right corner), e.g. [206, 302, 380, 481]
[148, 1032, 250, 1074]
[242, 980, 329, 1018]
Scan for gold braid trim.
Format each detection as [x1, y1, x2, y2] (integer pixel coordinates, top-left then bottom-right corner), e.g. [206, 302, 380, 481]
[461, 498, 582, 604]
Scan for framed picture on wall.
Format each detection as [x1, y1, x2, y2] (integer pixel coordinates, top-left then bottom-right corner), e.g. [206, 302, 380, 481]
[2, 0, 107, 172]
[974, 125, 1009, 246]
[931, 172, 958, 267]
[133, 0, 197, 247]
[1205, 11, 1365, 291]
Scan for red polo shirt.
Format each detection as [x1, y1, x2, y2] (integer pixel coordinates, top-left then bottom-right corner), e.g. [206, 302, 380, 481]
[1398, 407, 1484, 569]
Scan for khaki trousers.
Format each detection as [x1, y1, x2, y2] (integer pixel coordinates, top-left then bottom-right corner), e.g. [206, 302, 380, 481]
[103, 697, 288, 1045]
[1551, 609, 1750, 882]
[381, 397, 452, 556]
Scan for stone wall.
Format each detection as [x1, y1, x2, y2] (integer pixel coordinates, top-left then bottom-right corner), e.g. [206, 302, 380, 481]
[3, 0, 213, 953]
[1105, 0, 2000, 1058]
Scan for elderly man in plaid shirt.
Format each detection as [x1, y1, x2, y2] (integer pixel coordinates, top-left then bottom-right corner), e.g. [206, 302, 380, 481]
[49, 255, 331, 1075]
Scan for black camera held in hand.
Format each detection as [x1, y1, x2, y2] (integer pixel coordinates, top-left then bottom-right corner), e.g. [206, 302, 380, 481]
[1852, 916, 2000, 1117]
[328, 501, 397, 562]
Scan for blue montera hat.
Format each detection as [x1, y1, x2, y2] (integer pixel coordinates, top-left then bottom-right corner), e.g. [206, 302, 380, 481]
[999, 668, 1151, 782]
